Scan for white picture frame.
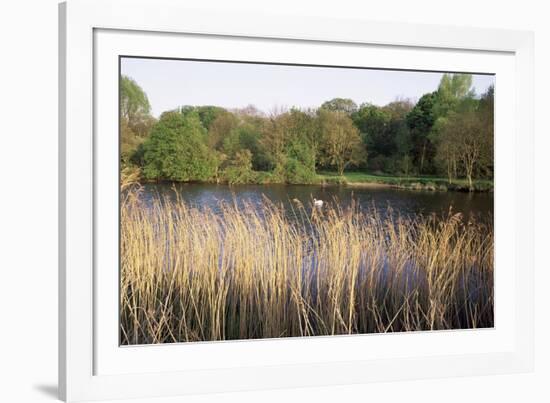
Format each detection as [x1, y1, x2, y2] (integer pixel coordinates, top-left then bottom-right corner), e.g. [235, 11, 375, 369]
[59, 0, 534, 401]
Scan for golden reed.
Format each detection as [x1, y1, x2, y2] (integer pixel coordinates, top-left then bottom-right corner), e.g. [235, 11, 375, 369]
[120, 186, 493, 345]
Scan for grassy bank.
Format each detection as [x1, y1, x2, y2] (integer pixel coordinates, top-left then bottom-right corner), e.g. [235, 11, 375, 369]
[125, 165, 493, 192]
[318, 171, 494, 192]
[121, 188, 493, 345]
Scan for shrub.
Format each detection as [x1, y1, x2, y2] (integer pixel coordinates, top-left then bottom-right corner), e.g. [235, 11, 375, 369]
[223, 150, 256, 185]
[142, 111, 217, 182]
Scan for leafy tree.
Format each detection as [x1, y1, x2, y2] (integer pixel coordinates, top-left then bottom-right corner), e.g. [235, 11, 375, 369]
[478, 85, 495, 178]
[178, 105, 227, 130]
[234, 120, 269, 171]
[383, 99, 415, 119]
[351, 100, 414, 174]
[406, 92, 437, 174]
[119, 76, 155, 165]
[320, 98, 358, 115]
[120, 75, 151, 122]
[437, 110, 488, 189]
[429, 74, 488, 183]
[141, 111, 216, 181]
[352, 104, 391, 168]
[284, 109, 318, 171]
[429, 74, 475, 154]
[125, 72, 492, 186]
[261, 112, 288, 171]
[433, 73, 473, 118]
[384, 100, 414, 175]
[283, 138, 317, 184]
[318, 109, 364, 176]
[260, 109, 318, 182]
[436, 88, 493, 189]
[223, 149, 255, 184]
[208, 111, 240, 150]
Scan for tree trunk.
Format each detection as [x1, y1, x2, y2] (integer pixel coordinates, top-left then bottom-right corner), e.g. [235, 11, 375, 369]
[467, 173, 473, 191]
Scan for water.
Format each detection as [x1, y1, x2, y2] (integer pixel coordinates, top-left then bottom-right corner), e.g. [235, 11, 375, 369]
[140, 182, 493, 222]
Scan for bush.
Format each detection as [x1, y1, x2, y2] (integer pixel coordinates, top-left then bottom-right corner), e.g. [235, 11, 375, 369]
[142, 111, 217, 182]
[283, 157, 316, 184]
[223, 150, 256, 185]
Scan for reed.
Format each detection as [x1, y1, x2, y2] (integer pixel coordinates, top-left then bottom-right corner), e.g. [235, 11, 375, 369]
[120, 188, 493, 345]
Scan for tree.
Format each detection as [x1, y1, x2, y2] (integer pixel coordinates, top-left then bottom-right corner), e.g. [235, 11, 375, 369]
[432, 80, 494, 186]
[318, 109, 364, 176]
[260, 109, 318, 182]
[223, 149, 255, 184]
[141, 111, 216, 181]
[207, 111, 240, 150]
[178, 105, 227, 130]
[352, 104, 391, 170]
[120, 75, 151, 122]
[350, 100, 414, 174]
[120, 76, 155, 165]
[436, 95, 493, 189]
[434, 124, 460, 184]
[282, 140, 317, 184]
[261, 111, 289, 173]
[320, 98, 358, 115]
[433, 73, 473, 117]
[285, 109, 318, 172]
[477, 85, 495, 178]
[406, 92, 437, 174]
[384, 100, 414, 175]
[235, 113, 270, 171]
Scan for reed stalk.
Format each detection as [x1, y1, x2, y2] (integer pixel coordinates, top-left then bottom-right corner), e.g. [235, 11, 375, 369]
[120, 188, 493, 344]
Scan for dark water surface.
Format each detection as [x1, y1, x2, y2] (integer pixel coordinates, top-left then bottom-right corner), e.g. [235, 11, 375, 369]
[141, 183, 493, 222]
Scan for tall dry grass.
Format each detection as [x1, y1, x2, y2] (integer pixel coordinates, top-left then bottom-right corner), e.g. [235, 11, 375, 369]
[120, 188, 493, 345]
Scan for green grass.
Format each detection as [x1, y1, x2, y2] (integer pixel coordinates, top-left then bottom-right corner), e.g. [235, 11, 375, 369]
[317, 171, 493, 192]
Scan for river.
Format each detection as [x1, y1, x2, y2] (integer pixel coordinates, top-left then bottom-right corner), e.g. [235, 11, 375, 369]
[139, 183, 493, 223]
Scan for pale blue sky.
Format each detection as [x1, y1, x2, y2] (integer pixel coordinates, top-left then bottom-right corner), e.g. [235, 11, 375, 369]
[121, 57, 495, 118]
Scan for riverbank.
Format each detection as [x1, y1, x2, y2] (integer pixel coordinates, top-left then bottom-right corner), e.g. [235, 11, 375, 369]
[318, 172, 494, 192]
[123, 166, 493, 193]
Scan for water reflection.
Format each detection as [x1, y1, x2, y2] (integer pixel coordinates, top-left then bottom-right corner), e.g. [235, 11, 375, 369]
[139, 182, 493, 223]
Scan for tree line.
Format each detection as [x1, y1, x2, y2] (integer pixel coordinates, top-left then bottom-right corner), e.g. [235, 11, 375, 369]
[121, 73, 494, 188]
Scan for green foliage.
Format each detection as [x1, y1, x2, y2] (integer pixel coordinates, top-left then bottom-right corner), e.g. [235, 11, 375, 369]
[223, 149, 256, 184]
[318, 109, 364, 176]
[351, 100, 413, 174]
[120, 76, 151, 121]
[433, 73, 473, 117]
[352, 104, 392, 166]
[260, 109, 318, 180]
[122, 72, 492, 188]
[120, 119, 144, 165]
[120, 76, 155, 167]
[141, 111, 216, 181]
[178, 105, 227, 130]
[406, 92, 437, 173]
[320, 98, 358, 114]
[283, 140, 317, 184]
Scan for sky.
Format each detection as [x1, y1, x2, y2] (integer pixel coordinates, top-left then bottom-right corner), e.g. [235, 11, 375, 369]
[121, 57, 495, 118]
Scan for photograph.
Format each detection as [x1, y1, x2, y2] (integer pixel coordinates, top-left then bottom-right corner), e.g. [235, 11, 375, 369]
[119, 56, 495, 345]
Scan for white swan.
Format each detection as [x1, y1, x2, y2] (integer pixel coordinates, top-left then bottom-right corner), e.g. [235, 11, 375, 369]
[313, 198, 324, 208]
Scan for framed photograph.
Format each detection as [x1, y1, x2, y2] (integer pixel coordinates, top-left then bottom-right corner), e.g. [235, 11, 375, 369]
[59, 0, 534, 401]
